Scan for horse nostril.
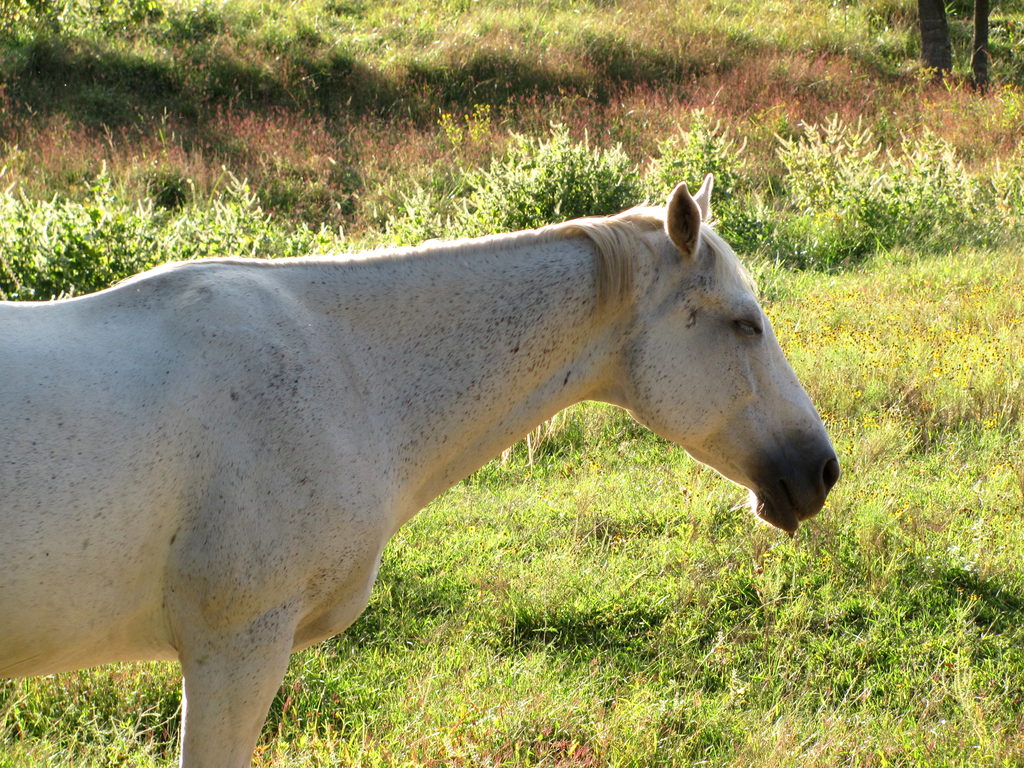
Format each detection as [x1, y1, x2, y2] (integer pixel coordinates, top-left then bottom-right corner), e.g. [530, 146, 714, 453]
[821, 456, 841, 493]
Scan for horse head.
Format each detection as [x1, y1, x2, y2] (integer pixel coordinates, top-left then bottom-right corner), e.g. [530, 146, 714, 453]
[620, 176, 839, 533]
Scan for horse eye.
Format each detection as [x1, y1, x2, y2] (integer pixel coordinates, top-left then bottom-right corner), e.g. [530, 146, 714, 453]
[734, 319, 763, 337]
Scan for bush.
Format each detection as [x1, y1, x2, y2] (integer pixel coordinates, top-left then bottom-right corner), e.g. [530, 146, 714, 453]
[380, 173, 467, 247]
[0, 173, 337, 300]
[646, 110, 743, 205]
[378, 114, 1016, 272]
[0, 0, 162, 37]
[382, 124, 645, 245]
[771, 117, 990, 269]
[0, 177, 162, 299]
[8, 114, 1020, 301]
[991, 143, 1024, 219]
[458, 125, 644, 236]
[645, 111, 766, 254]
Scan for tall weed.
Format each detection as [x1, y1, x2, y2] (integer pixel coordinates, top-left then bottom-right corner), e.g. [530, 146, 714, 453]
[383, 114, 1022, 273]
[0, 176, 161, 300]
[992, 143, 1024, 217]
[771, 118, 994, 269]
[384, 124, 644, 244]
[645, 110, 744, 206]
[0, 0, 162, 36]
[645, 111, 770, 254]
[5, 114, 1019, 299]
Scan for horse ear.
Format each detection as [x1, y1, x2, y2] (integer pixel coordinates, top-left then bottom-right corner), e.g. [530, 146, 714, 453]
[693, 173, 713, 222]
[665, 181, 702, 258]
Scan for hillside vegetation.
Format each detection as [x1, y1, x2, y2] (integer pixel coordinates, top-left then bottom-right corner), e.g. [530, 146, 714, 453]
[0, 0, 1023, 248]
[2, 0, 1024, 766]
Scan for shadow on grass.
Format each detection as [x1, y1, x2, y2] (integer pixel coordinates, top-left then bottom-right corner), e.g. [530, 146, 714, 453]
[332, 565, 673, 662]
[933, 562, 1024, 635]
[502, 602, 670, 658]
[1, 36, 403, 132]
[406, 36, 711, 109]
[8, 37, 186, 126]
[581, 31, 724, 87]
[337, 568, 476, 649]
[0, 25, 725, 138]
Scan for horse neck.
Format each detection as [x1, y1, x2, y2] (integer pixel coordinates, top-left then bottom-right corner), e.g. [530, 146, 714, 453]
[313, 230, 631, 516]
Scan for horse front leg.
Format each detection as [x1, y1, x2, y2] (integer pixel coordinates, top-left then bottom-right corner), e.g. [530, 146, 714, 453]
[177, 608, 298, 768]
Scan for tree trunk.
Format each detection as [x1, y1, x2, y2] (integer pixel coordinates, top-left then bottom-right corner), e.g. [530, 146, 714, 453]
[918, 0, 953, 76]
[972, 0, 991, 91]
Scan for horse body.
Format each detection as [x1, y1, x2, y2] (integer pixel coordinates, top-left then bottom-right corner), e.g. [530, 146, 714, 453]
[0, 179, 838, 766]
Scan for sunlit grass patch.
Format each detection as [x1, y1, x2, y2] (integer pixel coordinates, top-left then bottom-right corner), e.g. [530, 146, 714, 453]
[771, 247, 1024, 433]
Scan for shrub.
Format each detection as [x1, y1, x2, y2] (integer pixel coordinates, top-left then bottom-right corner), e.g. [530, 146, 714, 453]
[0, 176, 162, 299]
[0, 0, 162, 37]
[645, 110, 744, 205]
[382, 124, 645, 245]
[991, 143, 1024, 220]
[0, 173, 337, 300]
[771, 117, 990, 269]
[645, 111, 764, 254]
[378, 155, 473, 247]
[458, 125, 644, 236]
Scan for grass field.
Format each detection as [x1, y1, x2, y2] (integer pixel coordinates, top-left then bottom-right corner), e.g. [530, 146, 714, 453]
[4, 247, 1024, 766]
[2, 0, 1024, 765]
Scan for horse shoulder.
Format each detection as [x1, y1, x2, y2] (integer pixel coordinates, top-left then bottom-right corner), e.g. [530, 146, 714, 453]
[130, 263, 397, 636]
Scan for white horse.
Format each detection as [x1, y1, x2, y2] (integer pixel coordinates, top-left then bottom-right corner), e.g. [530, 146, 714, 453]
[0, 177, 838, 767]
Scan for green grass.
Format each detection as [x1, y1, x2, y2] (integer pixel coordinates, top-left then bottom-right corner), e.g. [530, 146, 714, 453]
[4, 248, 1024, 766]
[3, 0, 1024, 764]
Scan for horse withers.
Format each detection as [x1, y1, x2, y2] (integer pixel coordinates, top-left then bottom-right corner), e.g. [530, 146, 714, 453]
[0, 176, 838, 767]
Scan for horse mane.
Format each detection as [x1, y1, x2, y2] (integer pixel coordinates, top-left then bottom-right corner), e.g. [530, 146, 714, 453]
[113, 206, 754, 313]
[551, 209, 656, 308]
[544, 205, 755, 308]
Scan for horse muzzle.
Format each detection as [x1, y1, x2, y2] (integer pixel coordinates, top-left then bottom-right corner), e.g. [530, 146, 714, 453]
[752, 451, 841, 534]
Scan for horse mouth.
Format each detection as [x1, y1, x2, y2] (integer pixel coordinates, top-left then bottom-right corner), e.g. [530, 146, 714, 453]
[750, 477, 816, 535]
[752, 491, 801, 535]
